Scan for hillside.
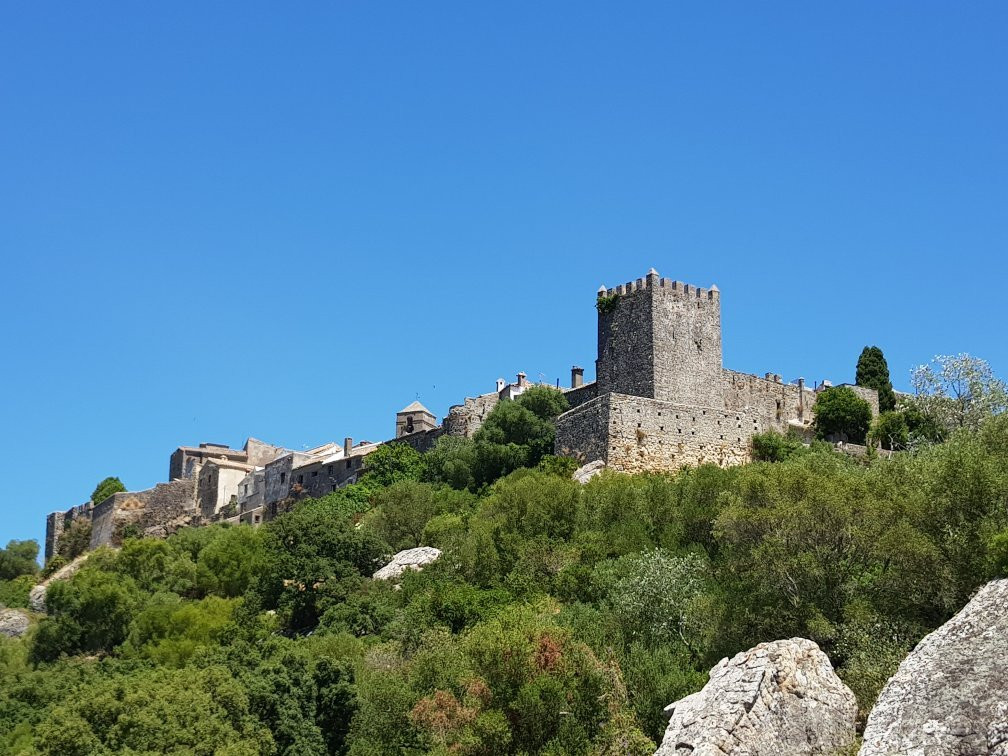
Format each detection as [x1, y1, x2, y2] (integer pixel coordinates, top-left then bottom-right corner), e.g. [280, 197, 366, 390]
[2, 387, 1007, 754]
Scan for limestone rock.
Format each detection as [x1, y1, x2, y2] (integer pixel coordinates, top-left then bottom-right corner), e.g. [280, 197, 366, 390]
[29, 552, 94, 613]
[572, 459, 606, 484]
[0, 608, 30, 638]
[373, 546, 441, 581]
[656, 638, 857, 756]
[860, 579, 1008, 756]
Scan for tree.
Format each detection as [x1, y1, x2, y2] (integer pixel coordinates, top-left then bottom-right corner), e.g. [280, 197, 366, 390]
[594, 549, 717, 654]
[856, 346, 897, 412]
[910, 353, 1008, 433]
[0, 540, 39, 581]
[257, 498, 387, 633]
[31, 568, 143, 662]
[814, 386, 872, 444]
[366, 481, 474, 552]
[515, 385, 569, 422]
[90, 476, 125, 505]
[361, 443, 424, 488]
[870, 411, 910, 451]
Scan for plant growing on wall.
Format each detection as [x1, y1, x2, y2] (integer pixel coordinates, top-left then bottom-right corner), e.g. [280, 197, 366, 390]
[596, 292, 620, 315]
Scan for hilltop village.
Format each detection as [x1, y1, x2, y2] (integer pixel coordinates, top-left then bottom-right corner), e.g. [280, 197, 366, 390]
[45, 269, 877, 562]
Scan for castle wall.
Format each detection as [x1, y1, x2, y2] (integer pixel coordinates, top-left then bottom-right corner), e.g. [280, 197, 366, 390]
[555, 394, 610, 464]
[197, 463, 247, 518]
[556, 393, 757, 474]
[238, 469, 265, 526]
[291, 452, 370, 500]
[264, 453, 305, 515]
[840, 384, 881, 417]
[604, 393, 754, 473]
[596, 278, 655, 400]
[444, 393, 499, 437]
[721, 370, 817, 430]
[563, 380, 598, 410]
[244, 438, 289, 467]
[90, 478, 196, 549]
[651, 281, 722, 407]
[392, 427, 442, 453]
[44, 502, 92, 562]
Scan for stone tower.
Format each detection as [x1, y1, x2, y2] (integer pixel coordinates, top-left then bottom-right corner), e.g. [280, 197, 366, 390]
[396, 401, 437, 438]
[595, 268, 722, 408]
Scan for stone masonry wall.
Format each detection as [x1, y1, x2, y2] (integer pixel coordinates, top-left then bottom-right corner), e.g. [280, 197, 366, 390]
[722, 370, 817, 430]
[556, 393, 756, 474]
[554, 394, 610, 464]
[90, 478, 196, 549]
[562, 381, 598, 410]
[596, 279, 655, 400]
[844, 384, 881, 417]
[444, 393, 499, 437]
[604, 393, 754, 473]
[44, 502, 92, 562]
[392, 427, 442, 453]
[651, 281, 722, 408]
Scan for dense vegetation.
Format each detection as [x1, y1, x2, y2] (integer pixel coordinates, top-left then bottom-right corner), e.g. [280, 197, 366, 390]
[2, 379, 1008, 754]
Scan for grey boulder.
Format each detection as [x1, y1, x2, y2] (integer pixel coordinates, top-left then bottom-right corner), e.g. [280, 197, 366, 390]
[656, 637, 857, 756]
[860, 579, 1008, 756]
[0, 608, 31, 638]
[572, 460, 606, 484]
[372, 546, 441, 581]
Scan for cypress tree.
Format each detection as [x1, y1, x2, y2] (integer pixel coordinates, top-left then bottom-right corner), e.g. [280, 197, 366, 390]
[856, 346, 897, 412]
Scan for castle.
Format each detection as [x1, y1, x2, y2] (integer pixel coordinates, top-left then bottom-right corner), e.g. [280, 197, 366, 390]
[44, 269, 876, 562]
[555, 269, 877, 471]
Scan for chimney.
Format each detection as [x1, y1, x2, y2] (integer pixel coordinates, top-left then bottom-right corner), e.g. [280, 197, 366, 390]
[571, 366, 584, 389]
[344, 437, 352, 457]
[496, 378, 505, 393]
[517, 372, 527, 388]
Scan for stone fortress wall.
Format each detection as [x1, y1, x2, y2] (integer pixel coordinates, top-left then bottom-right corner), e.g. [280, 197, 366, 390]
[89, 478, 196, 548]
[555, 269, 878, 473]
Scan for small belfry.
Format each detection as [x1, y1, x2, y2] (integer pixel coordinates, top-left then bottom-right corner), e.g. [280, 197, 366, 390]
[555, 269, 879, 473]
[396, 401, 437, 438]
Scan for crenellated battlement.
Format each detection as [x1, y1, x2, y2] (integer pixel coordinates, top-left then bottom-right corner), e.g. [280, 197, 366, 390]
[598, 269, 720, 302]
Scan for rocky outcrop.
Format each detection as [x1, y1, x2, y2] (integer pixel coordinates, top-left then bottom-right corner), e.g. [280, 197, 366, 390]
[860, 579, 1008, 756]
[373, 547, 441, 581]
[657, 638, 857, 756]
[29, 552, 95, 613]
[572, 460, 606, 484]
[0, 608, 31, 638]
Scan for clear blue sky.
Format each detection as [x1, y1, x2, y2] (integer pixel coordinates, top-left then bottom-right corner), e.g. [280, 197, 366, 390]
[2, 2, 1006, 553]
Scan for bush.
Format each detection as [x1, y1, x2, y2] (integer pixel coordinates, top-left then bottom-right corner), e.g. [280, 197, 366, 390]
[814, 386, 872, 444]
[31, 569, 143, 662]
[750, 430, 806, 462]
[870, 411, 910, 451]
[0, 540, 39, 581]
[90, 476, 126, 505]
[0, 574, 36, 609]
